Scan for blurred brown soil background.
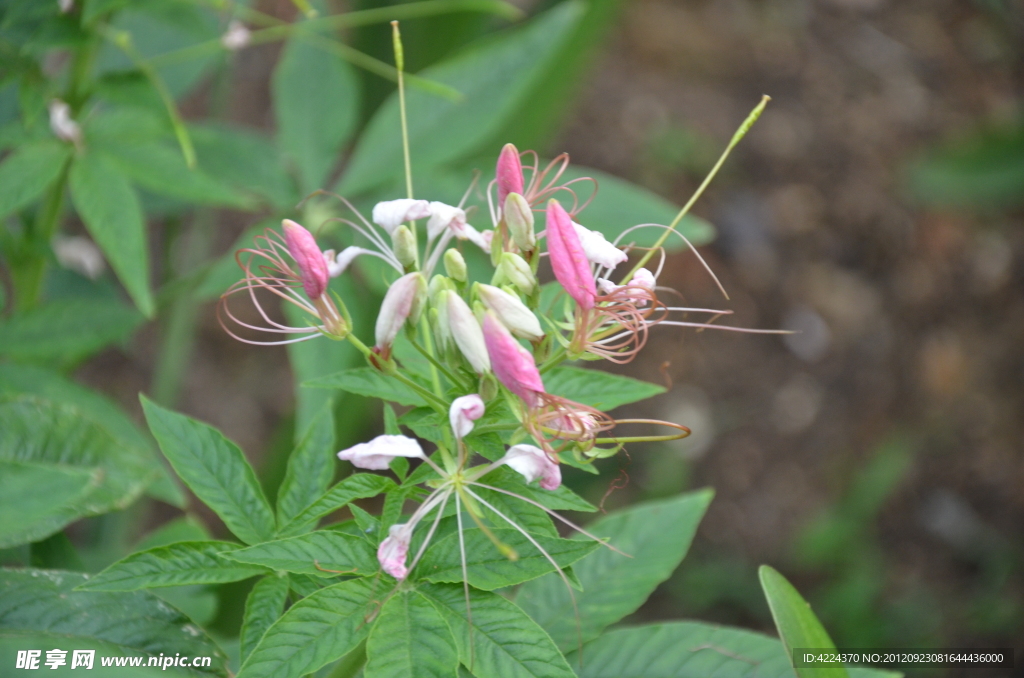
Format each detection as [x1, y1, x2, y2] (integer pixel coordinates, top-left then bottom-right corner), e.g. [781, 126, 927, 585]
[76, 0, 1023, 663]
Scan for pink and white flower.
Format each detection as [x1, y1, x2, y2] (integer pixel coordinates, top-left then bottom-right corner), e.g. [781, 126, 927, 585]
[377, 523, 413, 580]
[450, 394, 485, 439]
[337, 434, 425, 471]
[502, 444, 561, 490]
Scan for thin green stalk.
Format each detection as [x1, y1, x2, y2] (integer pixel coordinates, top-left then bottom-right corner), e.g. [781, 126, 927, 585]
[390, 370, 448, 413]
[537, 346, 567, 374]
[410, 333, 465, 392]
[393, 21, 415, 203]
[13, 159, 71, 311]
[101, 28, 197, 168]
[619, 95, 770, 283]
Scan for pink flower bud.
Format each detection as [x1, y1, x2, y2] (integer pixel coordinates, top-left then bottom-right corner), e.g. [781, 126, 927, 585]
[377, 523, 413, 580]
[337, 434, 425, 471]
[496, 143, 524, 208]
[375, 272, 426, 350]
[502, 444, 561, 490]
[545, 200, 596, 310]
[372, 199, 431, 234]
[482, 311, 545, 404]
[282, 219, 329, 300]
[443, 291, 490, 373]
[573, 221, 628, 270]
[476, 283, 543, 341]
[450, 394, 485, 439]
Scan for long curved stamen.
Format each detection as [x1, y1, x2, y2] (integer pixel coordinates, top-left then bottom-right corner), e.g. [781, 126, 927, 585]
[406, 488, 452, 575]
[466, 482, 629, 557]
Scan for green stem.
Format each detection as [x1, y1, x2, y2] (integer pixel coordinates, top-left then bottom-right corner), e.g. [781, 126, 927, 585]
[410, 334, 463, 392]
[13, 159, 72, 311]
[390, 370, 448, 413]
[620, 95, 770, 283]
[537, 346, 567, 374]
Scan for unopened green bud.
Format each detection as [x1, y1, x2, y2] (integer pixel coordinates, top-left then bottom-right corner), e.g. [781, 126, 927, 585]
[393, 224, 417, 269]
[428, 274, 453, 304]
[443, 248, 467, 282]
[504, 192, 535, 251]
[499, 252, 536, 295]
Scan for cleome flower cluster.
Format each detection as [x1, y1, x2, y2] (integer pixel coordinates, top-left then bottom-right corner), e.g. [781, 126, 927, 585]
[218, 142, 766, 584]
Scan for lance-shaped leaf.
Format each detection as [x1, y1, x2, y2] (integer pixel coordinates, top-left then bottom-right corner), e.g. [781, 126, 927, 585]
[237, 578, 377, 678]
[0, 363, 184, 507]
[77, 541, 270, 591]
[0, 298, 143, 363]
[517, 489, 713, 650]
[0, 139, 70, 219]
[365, 590, 458, 678]
[0, 397, 157, 548]
[141, 397, 276, 545]
[0, 568, 228, 676]
[226, 531, 378, 578]
[760, 565, 850, 678]
[240, 575, 290, 664]
[565, 622, 901, 678]
[0, 460, 101, 549]
[277, 473, 395, 538]
[305, 366, 427, 408]
[544, 366, 666, 411]
[418, 528, 599, 591]
[419, 583, 575, 678]
[276, 401, 336, 528]
[69, 150, 154, 317]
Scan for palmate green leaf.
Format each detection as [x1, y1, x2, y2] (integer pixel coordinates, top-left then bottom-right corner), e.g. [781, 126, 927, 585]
[472, 483, 559, 538]
[544, 366, 665, 411]
[0, 568, 228, 676]
[237, 578, 377, 678]
[240, 574, 290, 664]
[759, 565, 849, 678]
[102, 141, 254, 209]
[277, 473, 396, 538]
[78, 541, 269, 591]
[0, 460, 101, 548]
[338, 1, 584, 197]
[227, 531, 378, 577]
[0, 139, 70, 219]
[0, 298, 143, 362]
[365, 590, 458, 678]
[306, 366, 428, 408]
[418, 527, 599, 591]
[141, 397, 276, 545]
[419, 583, 575, 678]
[69, 149, 154, 317]
[0, 363, 185, 507]
[0, 397, 157, 548]
[273, 34, 359, 193]
[276, 401, 336, 528]
[517, 490, 713, 650]
[566, 622, 902, 678]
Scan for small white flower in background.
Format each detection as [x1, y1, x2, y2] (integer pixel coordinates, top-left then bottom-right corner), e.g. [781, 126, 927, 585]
[337, 434, 425, 470]
[58, 0, 73, 13]
[449, 394, 485, 439]
[221, 20, 251, 51]
[502, 444, 561, 490]
[48, 99, 81, 146]
[573, 221, 628, 270]
[372, 199, 431, 234]
[53, 236, 105, 280]
[377, 523, 413, 580]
